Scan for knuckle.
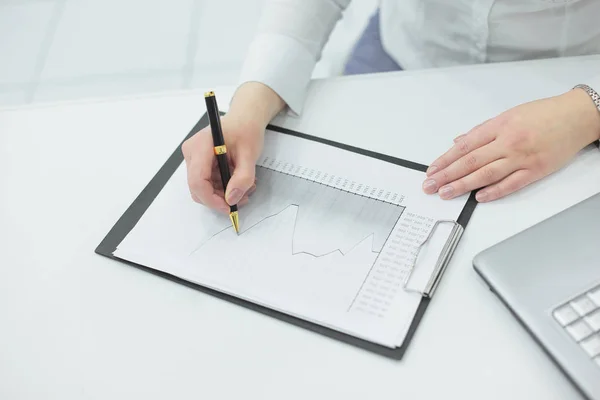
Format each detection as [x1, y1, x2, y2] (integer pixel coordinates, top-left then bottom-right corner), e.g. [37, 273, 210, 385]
[462, 154, 478, 169]
[452, 180, 465, 193]
[457, 139, 470, 154]
[488, 185, 502, 199]
[505, 130, 534, 153]
[528, 153, 548, 173]
[495, 112, 512, 130]
[433, 156, 446, 169]
[187, 177, 204, 196]
[505, 136, 522, 151]
[181, 138, 192, 155]
[440, 168, 450, 182]
[481, 166, 495, 181]
[191, 193, 202, 204]
[500, 179, 519, 195]
[182, 129, 211, 155]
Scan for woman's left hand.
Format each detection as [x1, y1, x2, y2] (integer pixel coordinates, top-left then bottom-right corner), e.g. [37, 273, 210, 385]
[422, 88, 600, 202]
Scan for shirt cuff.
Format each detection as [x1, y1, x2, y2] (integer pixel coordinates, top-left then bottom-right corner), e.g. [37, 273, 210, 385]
[238, 33, 317, 116]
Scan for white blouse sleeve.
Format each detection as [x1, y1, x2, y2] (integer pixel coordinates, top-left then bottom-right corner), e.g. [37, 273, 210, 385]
[238, 0, 352, 115]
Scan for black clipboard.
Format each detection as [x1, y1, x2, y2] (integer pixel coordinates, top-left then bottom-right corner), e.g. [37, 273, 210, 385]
[95, 112, 479, 359]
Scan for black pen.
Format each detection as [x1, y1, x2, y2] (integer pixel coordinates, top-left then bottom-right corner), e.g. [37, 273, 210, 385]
[204, 91, 240, 234]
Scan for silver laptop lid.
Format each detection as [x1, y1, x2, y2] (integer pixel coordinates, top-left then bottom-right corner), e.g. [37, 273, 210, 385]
[473, 192, 600, 400]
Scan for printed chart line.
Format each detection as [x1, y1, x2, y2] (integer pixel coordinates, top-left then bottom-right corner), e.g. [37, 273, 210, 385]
[189, 203, 382, 258]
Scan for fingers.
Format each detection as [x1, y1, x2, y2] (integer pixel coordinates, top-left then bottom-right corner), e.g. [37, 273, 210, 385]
[435, 159, 516, 199]
[427, 124, 496, 176]
[183, 130, 230, 213]
[451, 117, 495, 143]
[236, 185, 256, 208]
[475, 169, 537, 202]
[182, 117, 264, 212]
[213, 183, 256, 203]
[423, 142, 502, 194]
[225, 151, 256, 206]
[186, 157, 230, 213]
[453, 134, 466, 143]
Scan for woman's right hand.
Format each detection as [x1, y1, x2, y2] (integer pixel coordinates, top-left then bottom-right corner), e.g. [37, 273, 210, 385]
[182, 82, 286, 214]
[182, 114, 263, 213]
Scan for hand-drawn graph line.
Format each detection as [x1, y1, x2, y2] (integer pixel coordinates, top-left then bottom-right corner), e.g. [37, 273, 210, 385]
[189, 203, 403, 258]
[257, 162, 406, 207]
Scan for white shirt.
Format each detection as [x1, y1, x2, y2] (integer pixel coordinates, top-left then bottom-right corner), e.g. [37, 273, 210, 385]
[238, 0, 600, 115]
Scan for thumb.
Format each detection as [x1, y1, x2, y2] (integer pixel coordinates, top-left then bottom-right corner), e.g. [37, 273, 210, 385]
[225, 157, 256, 206]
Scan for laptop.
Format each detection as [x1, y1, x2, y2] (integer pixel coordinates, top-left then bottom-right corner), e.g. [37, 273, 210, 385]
[473, 192, 600, 400]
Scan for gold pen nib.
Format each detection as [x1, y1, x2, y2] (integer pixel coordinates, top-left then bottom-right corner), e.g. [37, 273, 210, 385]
[229, 211, 240, 234]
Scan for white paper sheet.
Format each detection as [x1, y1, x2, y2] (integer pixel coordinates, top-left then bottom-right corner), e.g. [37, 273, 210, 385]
[114, 129, 470, 348]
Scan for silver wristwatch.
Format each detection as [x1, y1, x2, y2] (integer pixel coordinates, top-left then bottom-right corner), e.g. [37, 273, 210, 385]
[574, 84, 600, 112]
[574, 84, 600, 147]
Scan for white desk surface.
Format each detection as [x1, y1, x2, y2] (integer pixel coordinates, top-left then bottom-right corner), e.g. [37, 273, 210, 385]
[2, 56, 600, 400]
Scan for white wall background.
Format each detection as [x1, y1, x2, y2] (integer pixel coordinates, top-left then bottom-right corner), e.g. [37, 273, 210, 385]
[0, 0, 378, 107]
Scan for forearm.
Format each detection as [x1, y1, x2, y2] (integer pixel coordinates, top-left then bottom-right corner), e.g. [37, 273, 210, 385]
[228, 82, 286, 129]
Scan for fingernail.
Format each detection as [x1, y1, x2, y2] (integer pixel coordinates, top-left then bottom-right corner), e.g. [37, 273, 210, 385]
[426, 165, 438, 175]
[454, 134, 466, 143]
[227, 188, 243, 205]
[476, 191, 488, 202]
[423, 179, 437, 193]
[439, 185, 454, 199]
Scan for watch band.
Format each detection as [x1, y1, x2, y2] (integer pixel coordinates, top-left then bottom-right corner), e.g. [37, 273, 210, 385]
[574, 84, 600, 148]
[574, 84, 600, 112]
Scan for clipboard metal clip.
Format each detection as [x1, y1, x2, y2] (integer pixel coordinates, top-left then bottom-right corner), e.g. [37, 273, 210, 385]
[402, 219, 464, 298]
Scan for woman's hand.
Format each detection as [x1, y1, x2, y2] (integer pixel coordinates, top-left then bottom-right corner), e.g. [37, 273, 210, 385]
[182, 114, 263, 213]
[423, 88, 600, 202]
[182, 82, 285, 213]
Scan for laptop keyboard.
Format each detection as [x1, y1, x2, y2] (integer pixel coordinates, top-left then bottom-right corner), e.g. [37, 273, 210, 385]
[553, 283, 600, 368]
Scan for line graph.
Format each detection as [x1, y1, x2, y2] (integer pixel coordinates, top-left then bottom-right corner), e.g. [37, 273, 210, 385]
[190, 166, 405, 258]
